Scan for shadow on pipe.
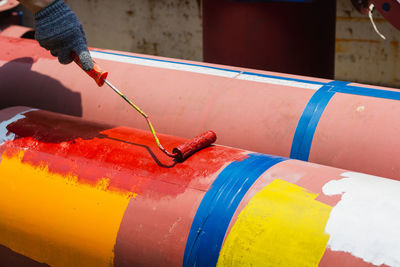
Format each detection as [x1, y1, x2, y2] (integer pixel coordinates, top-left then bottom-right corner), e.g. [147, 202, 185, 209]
[0, 57, 82, 117]
[0, 244, 49, 267]
[5, 108, 178, 168]
[101, 136, 178, 169]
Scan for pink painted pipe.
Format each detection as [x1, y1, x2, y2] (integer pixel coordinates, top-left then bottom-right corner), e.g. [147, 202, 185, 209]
[0, 33, 399, 180]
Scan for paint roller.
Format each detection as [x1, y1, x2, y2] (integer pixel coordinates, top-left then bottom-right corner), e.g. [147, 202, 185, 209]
[73, 54, 216, 161]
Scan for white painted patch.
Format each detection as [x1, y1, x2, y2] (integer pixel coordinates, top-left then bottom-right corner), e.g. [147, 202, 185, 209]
[356, 105, 365, 112]
[0, 0, 7, 7]
[0, 109, 38, 146]
[90, 51, 323, 90]
[236, 73, 322, 90]
[322, 172, 400, 266]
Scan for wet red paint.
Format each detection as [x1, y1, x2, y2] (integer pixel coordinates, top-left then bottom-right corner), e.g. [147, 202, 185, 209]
[3, 110, 245, 198]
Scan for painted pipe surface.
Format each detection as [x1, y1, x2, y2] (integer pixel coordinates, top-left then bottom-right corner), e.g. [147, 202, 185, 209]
[1, 34, 400, 181]
[0, 106, 400, 267]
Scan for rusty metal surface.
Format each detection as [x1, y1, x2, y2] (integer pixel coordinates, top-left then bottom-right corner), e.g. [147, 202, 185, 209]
[64, 0, 203, 61]
[372, 0, 400, 31]
[335, 0, 400, 88]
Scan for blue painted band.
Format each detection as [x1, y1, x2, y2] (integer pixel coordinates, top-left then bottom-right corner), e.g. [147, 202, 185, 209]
[290, 81, 350, 161]
[183, 153, 287, 267]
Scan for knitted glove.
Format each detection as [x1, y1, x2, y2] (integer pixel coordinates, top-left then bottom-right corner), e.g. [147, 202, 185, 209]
[34, 0, 93, 71]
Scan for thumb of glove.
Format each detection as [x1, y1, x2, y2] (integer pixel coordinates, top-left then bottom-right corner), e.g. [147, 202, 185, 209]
[75, 49, 94, 71]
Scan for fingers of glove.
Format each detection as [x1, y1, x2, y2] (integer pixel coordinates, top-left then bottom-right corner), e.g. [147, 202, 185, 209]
[35, 32, 53, 51]
[74, 47, 94, 71]
[58, 49, 74, 65]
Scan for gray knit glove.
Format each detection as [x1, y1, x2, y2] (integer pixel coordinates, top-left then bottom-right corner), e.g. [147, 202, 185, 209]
[34, 0, 93, 71]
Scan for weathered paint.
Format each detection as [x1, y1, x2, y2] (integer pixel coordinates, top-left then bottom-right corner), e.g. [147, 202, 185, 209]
[323, 172, 400, 266]
[0, 108, 37, 146]
[217, 179, 331, 267]
[215, 159, 400, 267]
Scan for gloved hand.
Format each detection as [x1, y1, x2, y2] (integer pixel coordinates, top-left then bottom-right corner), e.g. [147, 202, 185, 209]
[34, 0, 93, 71]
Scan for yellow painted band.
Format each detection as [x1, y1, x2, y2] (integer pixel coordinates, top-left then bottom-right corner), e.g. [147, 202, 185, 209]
[0, 150, 135, 267]
[217, 179, 332, 267]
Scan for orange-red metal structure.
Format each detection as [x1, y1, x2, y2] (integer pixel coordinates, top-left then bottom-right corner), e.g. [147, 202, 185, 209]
[351, 0, 400, 31]
[1, 34, 400, 181]
[1, 106, 399, 267]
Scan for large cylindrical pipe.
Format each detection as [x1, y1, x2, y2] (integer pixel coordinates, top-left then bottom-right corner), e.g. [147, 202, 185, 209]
[0, 107, 399, 267]
[1, 35, 400, 180]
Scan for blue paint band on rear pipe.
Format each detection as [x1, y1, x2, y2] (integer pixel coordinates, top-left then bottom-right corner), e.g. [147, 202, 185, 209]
[332, 85, 400, 101]
[183, 153, 287, 267]
[290, 80, 400, 162]
[290, 81, 349, 161]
